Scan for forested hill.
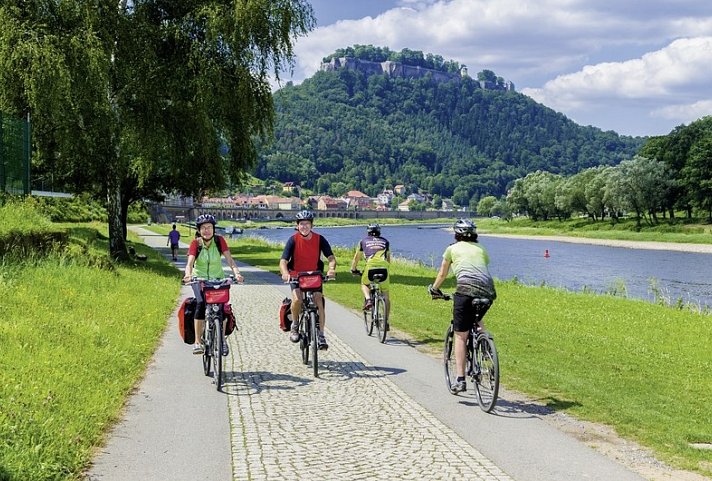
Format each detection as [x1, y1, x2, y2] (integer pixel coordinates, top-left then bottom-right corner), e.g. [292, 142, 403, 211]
[255, 53, 645, 202]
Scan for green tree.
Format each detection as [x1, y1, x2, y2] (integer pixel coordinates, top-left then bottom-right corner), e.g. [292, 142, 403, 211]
[0, 0, 314, 259]
[476, 195, 497, 216]
[682, 135, 712, 220]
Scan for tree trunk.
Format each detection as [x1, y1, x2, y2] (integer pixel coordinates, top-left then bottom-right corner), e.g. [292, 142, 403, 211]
[107, 177, 129, 260]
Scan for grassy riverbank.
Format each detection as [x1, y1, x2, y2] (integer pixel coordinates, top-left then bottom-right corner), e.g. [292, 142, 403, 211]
[0, 216, 179, 480]
[232, 236, 712, 477]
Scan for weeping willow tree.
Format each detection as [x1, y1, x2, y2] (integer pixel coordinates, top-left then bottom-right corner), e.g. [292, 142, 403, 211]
[0, 0, 314, 259]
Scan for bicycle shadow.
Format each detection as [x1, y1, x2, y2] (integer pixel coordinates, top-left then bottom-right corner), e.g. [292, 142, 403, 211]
[456, 394, 582, 419]
[312, 360, 406, 381]
[220, 370, 312, 395]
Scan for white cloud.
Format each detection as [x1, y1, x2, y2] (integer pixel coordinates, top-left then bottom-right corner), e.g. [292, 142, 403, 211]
[653, 100, 712, 124]
[521, 37, 712, 111]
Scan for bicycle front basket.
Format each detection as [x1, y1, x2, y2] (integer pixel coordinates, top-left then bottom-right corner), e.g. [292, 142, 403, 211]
[298, 273, 322, 290]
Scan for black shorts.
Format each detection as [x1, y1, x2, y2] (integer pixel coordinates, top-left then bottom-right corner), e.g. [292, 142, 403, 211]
[452, 293, 491, 332]
[170, 243, 179, 249]
[191, 283, 206, 319]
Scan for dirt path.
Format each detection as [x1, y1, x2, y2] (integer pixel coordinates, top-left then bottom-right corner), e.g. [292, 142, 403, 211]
[480, 233, 712, 254]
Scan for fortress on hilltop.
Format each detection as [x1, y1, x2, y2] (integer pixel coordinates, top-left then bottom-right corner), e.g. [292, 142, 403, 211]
[319, 57, 515, 92]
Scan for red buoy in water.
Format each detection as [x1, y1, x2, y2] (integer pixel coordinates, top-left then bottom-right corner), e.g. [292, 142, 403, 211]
[544, 249, 550, 258]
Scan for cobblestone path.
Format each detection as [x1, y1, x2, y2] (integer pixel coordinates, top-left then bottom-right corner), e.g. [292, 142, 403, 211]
[223, 266, 513, 481]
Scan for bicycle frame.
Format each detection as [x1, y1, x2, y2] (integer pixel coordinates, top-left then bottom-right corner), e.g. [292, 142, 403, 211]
[291, 271, 329, 378]
[186, 277, 235, 391]
[438, 294, 500, 412]
[365, 281, 388, 343]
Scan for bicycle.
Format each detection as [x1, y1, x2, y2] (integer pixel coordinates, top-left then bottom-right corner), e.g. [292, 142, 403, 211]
[184, 276, 237, 391]
[430, 287, 500, 412]
[352, 268, 389, 343]
[289, 271, 333, 378]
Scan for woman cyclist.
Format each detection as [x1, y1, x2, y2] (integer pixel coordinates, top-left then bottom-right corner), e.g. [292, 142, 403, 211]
[183, 214, 244, 355]
[429, 218, 496, 393]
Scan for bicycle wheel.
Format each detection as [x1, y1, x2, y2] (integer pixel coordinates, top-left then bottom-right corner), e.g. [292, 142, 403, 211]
[310, 311, 319, 377]
[299, 315, 309, 365]
[202, 324, 212, 376]
[443, 324, 458, 394]
[213, 319, 224, 391]
[375, 294, 387, 343]
[474, 334, 500, 412]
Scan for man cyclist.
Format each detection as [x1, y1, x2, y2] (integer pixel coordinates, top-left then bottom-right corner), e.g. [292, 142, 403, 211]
[167, 224, 181, 261]
[350, 223, 391, 319]
[429, 218, 496, 393]
[279, 210, 336, 350]
[183, 214, 244, 355]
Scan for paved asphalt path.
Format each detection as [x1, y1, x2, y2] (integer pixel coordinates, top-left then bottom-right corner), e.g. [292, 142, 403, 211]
[87, 226, 646, 481]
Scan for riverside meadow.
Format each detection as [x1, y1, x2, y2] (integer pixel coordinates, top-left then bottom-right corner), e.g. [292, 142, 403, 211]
[1, 200, 711, 480]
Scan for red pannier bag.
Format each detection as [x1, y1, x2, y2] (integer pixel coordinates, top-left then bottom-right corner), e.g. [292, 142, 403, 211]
[279, 298, 293, 331]
[178, 297, 197, 344]
[224, 303, 237, 336]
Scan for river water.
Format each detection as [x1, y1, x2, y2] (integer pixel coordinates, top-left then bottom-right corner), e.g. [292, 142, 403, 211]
[241, 224, 712, 310]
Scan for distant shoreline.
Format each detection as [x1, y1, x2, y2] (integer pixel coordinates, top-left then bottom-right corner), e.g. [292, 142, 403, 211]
[480, 233, 712, 254]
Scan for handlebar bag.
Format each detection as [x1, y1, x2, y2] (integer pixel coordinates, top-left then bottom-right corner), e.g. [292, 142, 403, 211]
[298, 273, 322, 291]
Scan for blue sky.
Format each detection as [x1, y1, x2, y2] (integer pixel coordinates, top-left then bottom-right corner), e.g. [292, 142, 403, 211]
[281, 0, 712, 137]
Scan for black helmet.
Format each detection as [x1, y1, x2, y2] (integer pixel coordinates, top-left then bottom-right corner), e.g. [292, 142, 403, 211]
[367, 223, 381, 236]
[453, 218, 477, 236]
[295, 210, 314, 222]
[195, 214, 216, 228]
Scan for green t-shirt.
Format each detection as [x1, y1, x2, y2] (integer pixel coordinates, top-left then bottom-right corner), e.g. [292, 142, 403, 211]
[443, 241, 496, 299]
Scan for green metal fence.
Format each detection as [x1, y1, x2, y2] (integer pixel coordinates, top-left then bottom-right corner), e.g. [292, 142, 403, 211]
[0, 111, 31, 195]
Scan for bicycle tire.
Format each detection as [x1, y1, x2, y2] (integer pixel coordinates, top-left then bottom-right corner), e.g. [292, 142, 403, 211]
[299, 314, 309, 365]
[474, 334, 499, 412]
[202, 323, 212, 377]
[213, 318, 224, 391]
[443, 324, 458, 394]
[375, 294, 387, 343]
[310, 311, 319, 377]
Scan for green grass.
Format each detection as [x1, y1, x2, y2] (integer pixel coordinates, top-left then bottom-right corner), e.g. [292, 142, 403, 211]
[0, 225, 179, 481]
[231, 236, 712, 477]
[477, 216, 712, 245]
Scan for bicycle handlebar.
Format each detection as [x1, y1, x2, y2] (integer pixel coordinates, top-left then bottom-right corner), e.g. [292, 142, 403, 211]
[182, 275, 242, 286]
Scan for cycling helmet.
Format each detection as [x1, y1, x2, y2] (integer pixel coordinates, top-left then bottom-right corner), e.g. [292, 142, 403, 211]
[367, 223, 381, 236]
[453, 218, 477, 236]
[195, 214, 216, 228]
[295, 210, 315, 222]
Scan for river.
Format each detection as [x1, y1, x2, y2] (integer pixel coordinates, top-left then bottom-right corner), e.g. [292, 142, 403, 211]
[240, 224, 712, 311]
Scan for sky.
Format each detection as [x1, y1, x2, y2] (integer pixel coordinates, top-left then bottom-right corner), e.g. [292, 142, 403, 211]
[279, 0, 712, 137]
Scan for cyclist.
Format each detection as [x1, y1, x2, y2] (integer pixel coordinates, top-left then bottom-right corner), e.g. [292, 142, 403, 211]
[429, 218, 496, 393]
[350, 223, 391, 318]
[279, 210, 336, 350]
[183, 214, 244, 355]
[167, 224, 181, 261]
